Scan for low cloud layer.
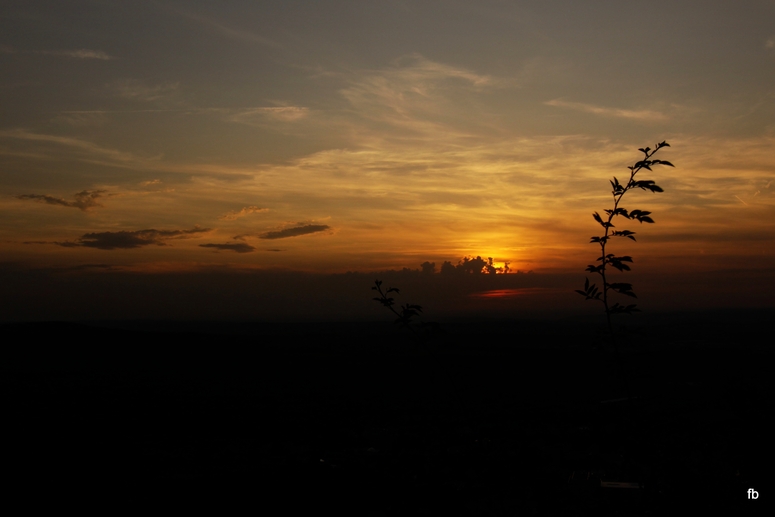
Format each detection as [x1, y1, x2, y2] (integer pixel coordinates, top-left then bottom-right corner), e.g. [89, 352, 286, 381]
[58, 227, 210, 250]
[17, 190, 108, 211]
[259, 224, 331, 240]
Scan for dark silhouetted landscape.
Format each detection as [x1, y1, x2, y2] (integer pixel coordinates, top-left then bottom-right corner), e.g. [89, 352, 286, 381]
[3, 310, 772, 514]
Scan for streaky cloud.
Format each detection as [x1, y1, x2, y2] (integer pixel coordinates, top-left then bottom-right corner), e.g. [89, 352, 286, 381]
[228, 107, 310, 125]
[59, 227, 210, 250]
[16, 190, 108, 211]
[259, 224, 331, 240]
[37, 49, 114, 60]
[545, 99, 668, 121]
[0, 129, 143, 165]
[114, 80, 180, 102]
[175, 9, 280, 48]
[3, 47, 115, 59]
[219, 206, 269, 220]
[200, 243, 256, 253]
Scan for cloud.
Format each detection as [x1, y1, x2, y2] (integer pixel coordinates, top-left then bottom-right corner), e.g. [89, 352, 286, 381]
[228, 107, 310, 125]
[58, 227, 210, 250]
[219, 206, 269, 220]
[767, 38, 775, 50]
[0, 129, 144, 167]
[336, 54, 501, 143]
[340, 54, 493, 117]
[545, 99, 668, 121]
[199, 242, 256, 253]
[38, 49, 114, 60]
[16, 190, 108, 211]
[175, 9, 279, 47]
[114, 80, 180, 102]
[259, 224, 331, 240]
[1, 47, 114, 59]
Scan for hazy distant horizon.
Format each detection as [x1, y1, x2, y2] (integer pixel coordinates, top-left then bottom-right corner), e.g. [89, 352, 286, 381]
[2, 260, 773, 323]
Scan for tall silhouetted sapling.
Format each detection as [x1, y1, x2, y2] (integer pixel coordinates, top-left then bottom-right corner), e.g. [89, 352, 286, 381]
[576, 141, 674, 350]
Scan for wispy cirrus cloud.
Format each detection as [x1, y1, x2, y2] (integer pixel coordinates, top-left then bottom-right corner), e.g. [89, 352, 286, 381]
[0, 47, 114, 59]
[114, 79, 180, 102]
[228, 107, 310, 125]
[259, 224, 331, 240]
[544, 99, 668, 121]
[175, 9, 279, 47]
[340, 54, 494, 117]
[336, 54, 504, 144]
[38, 49, 115, 60]
[0, 129, 143, 165]
[16, 190, 109, 211]
[219, 206, 269, 220]
[55, 227, 210, 250]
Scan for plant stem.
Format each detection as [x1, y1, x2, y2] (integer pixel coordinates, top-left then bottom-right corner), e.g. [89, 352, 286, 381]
[597, 146, 662, 350]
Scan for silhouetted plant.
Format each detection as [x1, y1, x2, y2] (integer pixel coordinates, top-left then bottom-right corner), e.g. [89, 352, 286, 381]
[372, 280, 424, 336]
[577, 141, 674, 348]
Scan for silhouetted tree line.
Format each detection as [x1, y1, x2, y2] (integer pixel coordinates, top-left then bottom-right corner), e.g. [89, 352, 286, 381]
[422, 256, 512, 275]
[347, 257, 532, 277]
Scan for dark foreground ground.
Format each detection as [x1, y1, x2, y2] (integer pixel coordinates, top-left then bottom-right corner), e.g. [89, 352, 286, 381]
[2, 311, 773, 514]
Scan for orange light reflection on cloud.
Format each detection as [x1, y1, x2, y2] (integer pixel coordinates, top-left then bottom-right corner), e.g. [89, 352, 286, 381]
[470, 287, 555, 299]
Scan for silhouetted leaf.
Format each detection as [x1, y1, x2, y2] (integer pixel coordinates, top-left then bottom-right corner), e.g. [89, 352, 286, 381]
[609, 302, 640, 315]
[607, 282, 637, 298]
[611, 230, 636, 241]
[606, 254, 633, 272]
[628, 209, 655, 223]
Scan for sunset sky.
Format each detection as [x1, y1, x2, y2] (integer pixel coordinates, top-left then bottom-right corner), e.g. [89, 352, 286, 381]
[2, 1, 774, 321]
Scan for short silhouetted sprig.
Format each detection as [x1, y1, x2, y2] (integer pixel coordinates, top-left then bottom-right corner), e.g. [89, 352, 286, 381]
[372, 280, 424, 336]
[577, 141, 674, 344]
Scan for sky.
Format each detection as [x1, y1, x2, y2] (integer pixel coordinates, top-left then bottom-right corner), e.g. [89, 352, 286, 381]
[2, 0, 775, 321]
